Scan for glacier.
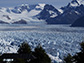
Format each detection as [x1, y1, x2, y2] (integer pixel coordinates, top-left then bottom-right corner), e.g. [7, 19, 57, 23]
[0, 24, 84, 62]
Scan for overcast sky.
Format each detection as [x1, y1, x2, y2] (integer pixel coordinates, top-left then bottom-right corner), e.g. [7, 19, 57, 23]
[0, 0, 72, 8]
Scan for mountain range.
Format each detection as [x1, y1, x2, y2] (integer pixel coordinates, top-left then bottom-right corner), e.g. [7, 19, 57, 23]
[0, 4, 46, 24]
[46, 0, 84, 24]
[0, 0, 84, 25]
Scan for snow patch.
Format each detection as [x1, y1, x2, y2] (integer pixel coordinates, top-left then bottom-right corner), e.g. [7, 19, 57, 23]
[49, 10, 58, 18]
[75, 11, 80, 15]
[58, 9, 63, 14]
[38, 3, 46, 8]
[48, 53, 62, 63]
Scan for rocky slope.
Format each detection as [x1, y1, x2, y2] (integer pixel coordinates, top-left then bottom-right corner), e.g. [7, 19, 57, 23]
[71, 16, 84, 27]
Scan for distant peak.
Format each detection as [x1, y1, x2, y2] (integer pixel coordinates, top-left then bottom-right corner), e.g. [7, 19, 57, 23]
[38, 3, 46, 7]
[20, 4, 29, 8]
[21, 4, 29, 6]
[71, 0, 80, 5]
[68, 0, 83, 7]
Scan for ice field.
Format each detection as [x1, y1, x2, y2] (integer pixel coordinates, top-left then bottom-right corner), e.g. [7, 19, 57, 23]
[0, 24, 84, 62]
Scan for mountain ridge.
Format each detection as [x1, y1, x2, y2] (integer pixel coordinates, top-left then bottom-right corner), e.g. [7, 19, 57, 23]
[0, 0, 84, 24]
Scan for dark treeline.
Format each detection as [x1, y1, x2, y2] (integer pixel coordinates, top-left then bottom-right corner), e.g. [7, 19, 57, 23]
[1, 41, 84, 63]
[1, 42, 51, 63]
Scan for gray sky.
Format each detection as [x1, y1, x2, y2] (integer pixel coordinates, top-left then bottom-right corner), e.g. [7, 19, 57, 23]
[0, 0, 72, 8]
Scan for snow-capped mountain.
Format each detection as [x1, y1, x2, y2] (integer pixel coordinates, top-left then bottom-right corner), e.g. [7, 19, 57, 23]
[36, 4, 61, 20]
[61, 0, 84, 10]
[46, 0, 84, 24]
[0, 4, 46, 24]
[67, 0, 82, 7]
[0, 3, 60, 24]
